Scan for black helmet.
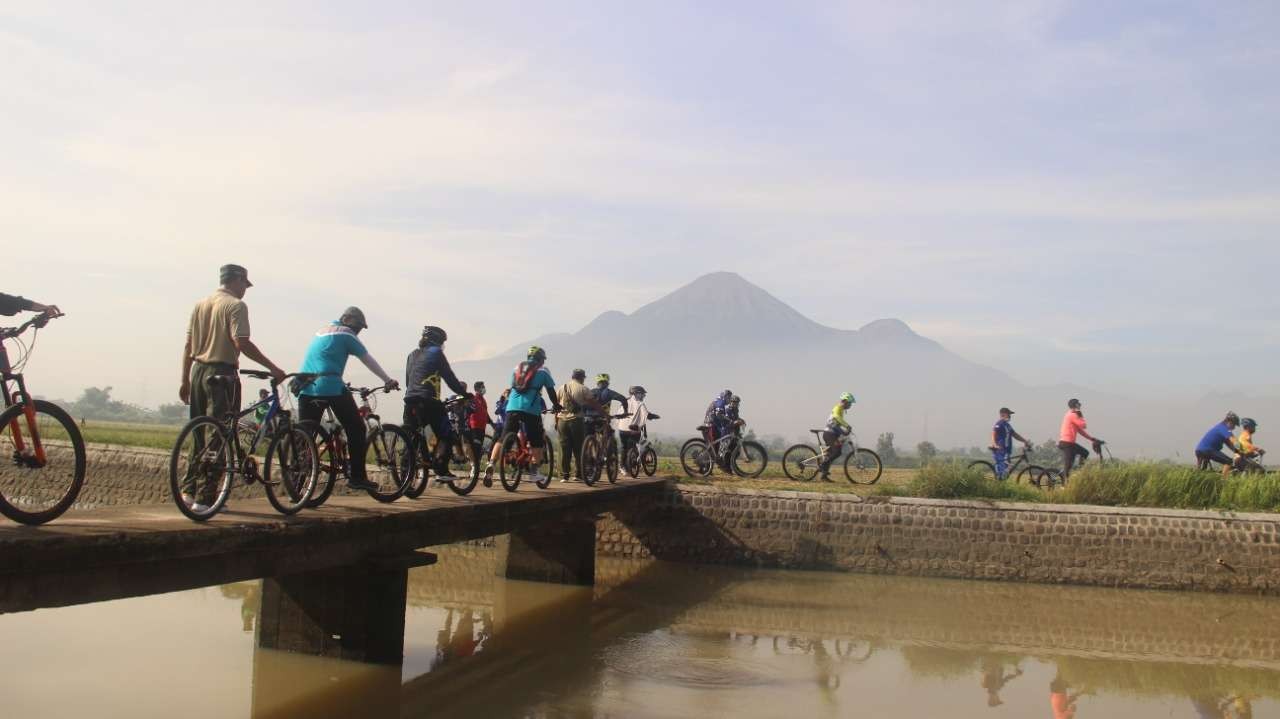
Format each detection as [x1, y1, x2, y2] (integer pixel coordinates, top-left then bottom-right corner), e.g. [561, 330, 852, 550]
[629, 385, 646, 396]
[721, 389, 733, 400]
[339, 306, 368, 330]
[528, 345, 547, 362]
[1242, 417, 1258, 431]
[422, 326, 447, 345]
[1068, 398, 1081, 409]
[1225, 411, 1240, 425]
[729, 394, 741, 405]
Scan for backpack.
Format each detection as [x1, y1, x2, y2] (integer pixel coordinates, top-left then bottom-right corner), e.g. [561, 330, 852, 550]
[512, 361, 542, 393]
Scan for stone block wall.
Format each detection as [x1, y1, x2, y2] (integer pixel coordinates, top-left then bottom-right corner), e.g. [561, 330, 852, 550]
[598, 484, 1280, 595]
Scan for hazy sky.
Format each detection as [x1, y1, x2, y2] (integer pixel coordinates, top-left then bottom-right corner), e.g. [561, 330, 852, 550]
[5, 1, 1278, 408]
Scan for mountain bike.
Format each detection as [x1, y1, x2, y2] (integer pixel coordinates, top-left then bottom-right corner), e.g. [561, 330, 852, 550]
[782, 429, 882, 484]
[403, 394, 479, 497]
[296, 383, 413, 507]
[680, 421, 768, 478]
[967, 445, 1051, 486]
[1040, 439, 1109, 489]
[623, 420, 661, 478]
[580, 413, 629, 486]
[0, 311, 86, 525]
[443, 394, 488, 476]
[496, 410, 556, 492]
[168, 370, 319, 521]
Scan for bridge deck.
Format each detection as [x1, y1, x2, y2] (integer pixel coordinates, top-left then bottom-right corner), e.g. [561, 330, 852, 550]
[0, 477, 668, 614]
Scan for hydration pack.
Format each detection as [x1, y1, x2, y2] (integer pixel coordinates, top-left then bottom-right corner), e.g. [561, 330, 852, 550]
[513, 361, 542, 392]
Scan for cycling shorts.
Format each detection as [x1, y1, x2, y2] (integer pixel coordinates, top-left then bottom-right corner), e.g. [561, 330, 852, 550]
[403, 397, 452, 440]
[504, 410, 545, 448]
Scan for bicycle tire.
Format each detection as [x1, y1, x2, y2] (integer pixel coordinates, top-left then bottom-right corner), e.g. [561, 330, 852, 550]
[263, 425, 319, 515]
[604, 436, 619, 484]
[782, 444, 821, 482]
[967, 460, 997, 482]
[843, 448, 883, 484]
[623, 446, 640, 478]
[497, 433, 523, 492]
[641, 447, 658, 477]
[680, 439, 712, 477]
[365, 424, 414, 502]
[1040, 468, 1066, 490]
[403, 434, 430, 499]
[296, 421, 338, 508]
[446, 429, 481, 496]
[536, 441, 554, 489]
[168, 415, 233, 522]
[1016, 464, 1047, 488]
[733, 440, 768, 478]
[580, 435, 602, 487]
[0, 400, 88, 525]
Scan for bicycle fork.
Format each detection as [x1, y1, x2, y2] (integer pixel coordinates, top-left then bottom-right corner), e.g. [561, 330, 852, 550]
[7, 403, 47, 468]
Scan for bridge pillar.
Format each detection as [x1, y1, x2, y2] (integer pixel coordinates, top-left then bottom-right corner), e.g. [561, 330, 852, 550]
[496, 516, 597, 585]
[256, 563, 409, 665]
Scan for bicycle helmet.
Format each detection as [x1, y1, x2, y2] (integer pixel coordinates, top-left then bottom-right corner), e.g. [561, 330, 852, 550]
[527, 345, 546, 362]
[1242, 417, 1258, 431]
[729, 395, 741, 405]
[595, 373, 610, 385]
[339, 306, 368, 330]
[629, 385, 646, 396]
[1068, 398, 1081, 409]
[721, 389, 733, 400]
[1225, 411, 1240, 425]
[840, 392, 855, 404]
[421, 325, 447, 345]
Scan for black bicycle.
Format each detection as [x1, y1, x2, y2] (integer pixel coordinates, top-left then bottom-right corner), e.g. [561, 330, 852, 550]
[0, 311, 86, 525]
[967, 445, 1051, 486]
[580, 413, 629, 486]
[168, 370, 320, 521]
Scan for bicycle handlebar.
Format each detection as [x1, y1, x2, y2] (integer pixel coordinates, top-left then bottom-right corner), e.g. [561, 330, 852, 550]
[345, 382, 401, 398]
[0, 310, 63, 340]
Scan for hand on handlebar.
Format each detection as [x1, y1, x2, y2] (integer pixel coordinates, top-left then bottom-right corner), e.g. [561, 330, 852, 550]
[383, 379, 400, 392]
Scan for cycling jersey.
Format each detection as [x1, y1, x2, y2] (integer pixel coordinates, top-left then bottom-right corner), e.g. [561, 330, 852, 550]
[1239, 429, 1259, 455]
[1059, 411, 1087, 444]
[506, 365, 555, 415]
[1195, 422, 1237, 454]
[993, 419, 1014, 452]
[829, 402, 851, 432]
[615, 396, 649, 432]
[298, 322, 368, 397]
[587, 387, 628, 419]
[405, 345, 465, 401]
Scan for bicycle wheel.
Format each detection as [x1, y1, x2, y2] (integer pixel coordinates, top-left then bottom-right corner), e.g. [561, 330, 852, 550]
[365, 424, 414, 502]
[604, 437, 620, 484]
[967, 460, 997, 482]
[843, 448, 883, 484]
[168, 416, 232, 522]
[497, 433, 524, 492]
[580, 435, 602, 487]
[403, 434, 430, 499]
[1040, 468, 1067, 490]
[624, 446, 640, 478]
[446, 431, 480, 496]
[782, 444, 820, 482]
[680, 439, 713, 477]
[263, 425, 319, 515]
[0, 400, 88, 525]
[641, 447, 658, 477]
[536, 441, 554, 489]
[733, 440, 768, 478]
[296, 421, 338, 508]
[1016, 464, 1048, 488]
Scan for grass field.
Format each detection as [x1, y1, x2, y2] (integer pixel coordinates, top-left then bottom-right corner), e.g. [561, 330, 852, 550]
[41, 419, 181, 451]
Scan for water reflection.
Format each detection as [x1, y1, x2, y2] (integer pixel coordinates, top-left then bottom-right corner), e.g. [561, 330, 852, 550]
[2, 548, 1279, 718]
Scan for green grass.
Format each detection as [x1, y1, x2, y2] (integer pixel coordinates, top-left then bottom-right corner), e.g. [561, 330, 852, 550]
[873, 461, 1044, 503]
[40, 419, 181, 451]
[1061, 462, 1280, 512]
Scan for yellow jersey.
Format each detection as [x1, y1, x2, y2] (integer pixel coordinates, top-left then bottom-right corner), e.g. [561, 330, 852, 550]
[830, 402, 851, 431]
[1239, 429, 1258, 455]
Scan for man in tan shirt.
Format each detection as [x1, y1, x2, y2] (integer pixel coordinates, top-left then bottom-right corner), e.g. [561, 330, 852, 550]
[556, 368, 600, 482]
[179, 264, 286, 421]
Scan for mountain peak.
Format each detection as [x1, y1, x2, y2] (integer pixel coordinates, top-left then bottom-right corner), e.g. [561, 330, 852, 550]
[858, 318, 922, 343]
[630, 272, 833, 340]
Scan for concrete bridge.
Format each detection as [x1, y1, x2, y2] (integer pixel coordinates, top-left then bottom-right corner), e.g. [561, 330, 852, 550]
[0, 478, 667, 664]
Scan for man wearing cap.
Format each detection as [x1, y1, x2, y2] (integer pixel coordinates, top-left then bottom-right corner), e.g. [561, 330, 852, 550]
[555, 369, 601, 482]
[296, 307, 399, 492]
[180, 264, 286, 419]
[990, 407, 1031, 480]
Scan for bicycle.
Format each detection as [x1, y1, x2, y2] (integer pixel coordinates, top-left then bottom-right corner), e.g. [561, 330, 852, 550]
[0, 311, 86, 525]
[297, 383, 413, 507]
[680, 421, 768, 478]
[404, 394, 480, 497]
[168, 370, 320, 521]
[967, 445, 1051, 486]
[782, 429, 883, 484]
[623, 419, 661, 478]
[1040, 439, 1109, 489]
[580, 413, 629, 486]
[496, 409, 556, 492]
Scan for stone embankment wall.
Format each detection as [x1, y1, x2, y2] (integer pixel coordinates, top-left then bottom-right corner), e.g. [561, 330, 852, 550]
[598, 484, 1280, 595]
[72, 444, 260, 508]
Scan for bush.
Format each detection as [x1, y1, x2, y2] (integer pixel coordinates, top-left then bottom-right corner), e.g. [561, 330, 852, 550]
[897, 462, 1043, 503]
[1059, 463, 1280, 512]
[1219, 472, 1280, 512]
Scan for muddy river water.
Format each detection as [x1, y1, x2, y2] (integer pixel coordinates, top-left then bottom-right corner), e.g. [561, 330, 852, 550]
[3, 545, 1277, 718]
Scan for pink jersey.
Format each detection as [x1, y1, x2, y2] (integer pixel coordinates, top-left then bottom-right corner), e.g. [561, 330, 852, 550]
[1060, 411, 1087, 443]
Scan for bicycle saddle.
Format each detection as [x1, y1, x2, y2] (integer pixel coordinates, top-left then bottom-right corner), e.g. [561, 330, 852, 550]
[809, 429, 825, 435]
[696, 425, 709, 431]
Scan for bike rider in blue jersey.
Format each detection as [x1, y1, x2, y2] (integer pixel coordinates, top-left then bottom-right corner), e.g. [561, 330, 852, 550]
[704, 389, 732, 444]
[404, 325, 469, 480]
[1195, 411, 1243, 475]
[989, 407, 1031, 480]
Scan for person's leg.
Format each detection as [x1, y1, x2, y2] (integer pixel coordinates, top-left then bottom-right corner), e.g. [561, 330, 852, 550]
[570, 419, 586, 479]
[424, 400, 454, 475]
[327, 393, 367, 483]
[993, 448, 1010, 479]
[819, 430, 839, 477]
[525, 415, 547, 470]
[1058, 442, 1074, 476]
[559, 418, 575, 478]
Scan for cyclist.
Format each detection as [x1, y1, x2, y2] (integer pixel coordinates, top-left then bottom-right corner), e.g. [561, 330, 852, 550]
[253, 388, 271, 428]
[718, 394, 744, 470]
[1238, 418, 1265, 472]
[1195, 412, 1243, 475]
[0, 293, 60, 317]
[555, 369, 601, 482]
[1058, 398, 1103, 478]
[703, 389, 733, 444]
[463, 381, 495, 481]
[990, 407, 1032, 480]
[493, 388, 510, 437]
[616, 385, 658, 475]
[404, 325, 468, 480]
[297, 307, 399, 492]
[818, 392, 856, 481]
[483, 346, 562, 485]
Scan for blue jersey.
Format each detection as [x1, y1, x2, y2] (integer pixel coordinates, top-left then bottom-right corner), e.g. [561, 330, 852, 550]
[993, 419, 1015, 452]
[1196, 422, 1236, 454]
[298, 323, 365, 397]
[506, 367, 555, 415]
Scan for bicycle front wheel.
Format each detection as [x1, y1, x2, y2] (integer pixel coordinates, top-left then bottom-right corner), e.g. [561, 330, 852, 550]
[733, 440, 768, 478]
[782, 444, 820, 482]
[604, 437, 620, 484]
[680, 440, 713, 477]
[0, 400, 88, 525]
[403, 434, 430, 499]
[296, 421, 338, 508]
[263, 425, 319, 515]
[641, 447, 658, 477]
[536, 441, 554, 489]
[169, 416, 232, 522]
[843, 448, 883, 485]
[580, 435, 602, 487]
[366, 424, 414, 502]
[497, 433, 523, 492]
[1016, 464, 1047, 488]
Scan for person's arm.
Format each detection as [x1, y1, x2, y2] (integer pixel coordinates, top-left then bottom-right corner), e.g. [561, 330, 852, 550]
[543, 378, 563, 413]
[437, 352, 467, 395]
[356, 352, 397, 388]
[234, 337, 286, 383]
[1074, 415, 1096, 442]
[179, 332, 194, 403]
[1011, 428, 1030, 445]
[0, 293, 57, 316]
[990, 428, 999, 449]
[611, 390, 629, 414]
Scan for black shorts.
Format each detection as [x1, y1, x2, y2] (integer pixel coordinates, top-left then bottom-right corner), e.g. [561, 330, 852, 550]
[503, 411, 545, 448]
[403, 397, 452, 440]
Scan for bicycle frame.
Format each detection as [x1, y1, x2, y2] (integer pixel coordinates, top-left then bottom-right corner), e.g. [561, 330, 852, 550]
[1, 317, 56, 467]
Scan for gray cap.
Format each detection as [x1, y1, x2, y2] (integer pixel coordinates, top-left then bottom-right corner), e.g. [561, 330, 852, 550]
[571, 368, 586, 381]
[340, 306, 368, 330]
[219, 264, 252, 287]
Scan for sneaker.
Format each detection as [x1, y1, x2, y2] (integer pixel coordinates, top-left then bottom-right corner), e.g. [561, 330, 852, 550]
[181, 494, 212, 514]
[348, 478, 380, 492]
[819, 473, 833, 482]
[482, 464, 494, 487]
[529, 472, 547, 485]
